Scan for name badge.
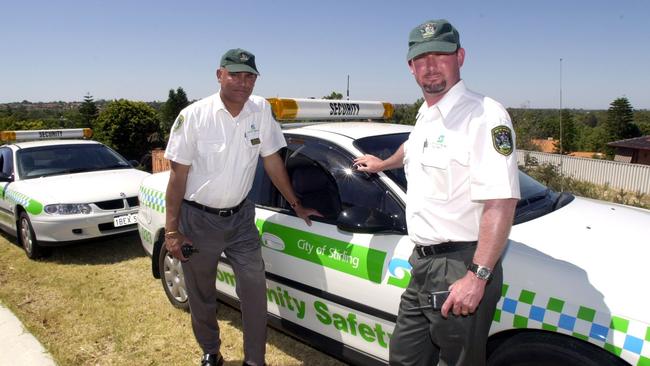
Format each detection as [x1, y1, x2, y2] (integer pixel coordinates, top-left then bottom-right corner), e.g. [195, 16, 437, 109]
[245, 128, 260, 146]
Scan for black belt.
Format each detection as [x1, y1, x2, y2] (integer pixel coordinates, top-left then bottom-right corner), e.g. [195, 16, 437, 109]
[415, 241, 477, 258]
[183, 199, 246, 217]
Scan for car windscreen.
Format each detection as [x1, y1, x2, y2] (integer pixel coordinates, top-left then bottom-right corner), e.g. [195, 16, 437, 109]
[16, 143, 132, 179]
[353, 133, 572, 224]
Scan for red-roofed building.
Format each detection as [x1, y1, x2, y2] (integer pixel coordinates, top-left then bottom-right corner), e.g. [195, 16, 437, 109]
[607, 136, 650, 165]
[530, 138, 603, 159]
[530, 138, 556, 153]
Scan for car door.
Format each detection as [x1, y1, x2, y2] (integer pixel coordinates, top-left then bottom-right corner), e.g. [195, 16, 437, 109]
[0, 147, 16, 230]
[248, 134, 415, 361]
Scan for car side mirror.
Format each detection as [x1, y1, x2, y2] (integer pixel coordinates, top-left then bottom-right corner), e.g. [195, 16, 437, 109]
[336, 206, 403, 234]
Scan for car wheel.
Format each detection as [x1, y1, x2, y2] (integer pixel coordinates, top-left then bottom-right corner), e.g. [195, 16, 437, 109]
[158, 244, 190, 311]
[18, 211, 50, 259]
[487, 331, 628, 366]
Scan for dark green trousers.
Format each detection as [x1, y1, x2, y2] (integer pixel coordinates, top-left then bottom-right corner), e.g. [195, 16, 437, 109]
[389, 246, 503, 366]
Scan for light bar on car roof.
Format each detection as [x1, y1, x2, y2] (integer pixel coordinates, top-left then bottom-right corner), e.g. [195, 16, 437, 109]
[0, 128, 93, 141]
[267, 98, 394, 121]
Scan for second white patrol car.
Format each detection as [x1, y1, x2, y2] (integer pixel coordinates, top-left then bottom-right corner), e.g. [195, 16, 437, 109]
[0, 129, 150, 259]
[137, 99, 650, 366]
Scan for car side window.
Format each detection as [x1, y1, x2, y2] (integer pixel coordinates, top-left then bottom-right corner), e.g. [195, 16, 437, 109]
[0, 147, 13, 177]
[285, 135, 405, 228]
[247, 148, 284, 207]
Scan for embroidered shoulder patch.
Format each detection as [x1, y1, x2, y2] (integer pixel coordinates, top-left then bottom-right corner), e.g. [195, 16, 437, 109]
[491, 125, 513, 156]
[172, 114, 184, 132]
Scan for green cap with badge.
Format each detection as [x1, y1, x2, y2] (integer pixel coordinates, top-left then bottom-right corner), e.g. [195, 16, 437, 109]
[407, 19, 461, 61]
[220, 48, 259, 75]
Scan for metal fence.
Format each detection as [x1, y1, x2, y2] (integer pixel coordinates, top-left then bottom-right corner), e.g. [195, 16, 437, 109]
[517, 150, 650, 195]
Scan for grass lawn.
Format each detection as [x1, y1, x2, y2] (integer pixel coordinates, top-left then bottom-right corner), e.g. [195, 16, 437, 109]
[0, 232, 346, 366]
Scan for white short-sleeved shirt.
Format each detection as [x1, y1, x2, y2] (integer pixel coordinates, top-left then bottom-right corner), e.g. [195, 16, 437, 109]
[164, 93, 286, 208]
[404, 80, 521, 245]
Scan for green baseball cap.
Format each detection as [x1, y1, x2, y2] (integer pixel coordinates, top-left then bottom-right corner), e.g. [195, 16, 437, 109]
[220, 48, 259, 75]
[407, 19, 461, 61]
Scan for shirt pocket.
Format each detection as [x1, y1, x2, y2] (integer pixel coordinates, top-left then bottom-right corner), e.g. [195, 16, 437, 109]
[197, 139, 226, 168]
[449, 144, 469, 167]
[241, 134, 261, 168]
[420, 147, 449, 200]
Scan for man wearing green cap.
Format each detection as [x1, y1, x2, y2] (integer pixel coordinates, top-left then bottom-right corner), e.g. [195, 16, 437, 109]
[354, 20, 520, 365]
[163, 48, 320, 366]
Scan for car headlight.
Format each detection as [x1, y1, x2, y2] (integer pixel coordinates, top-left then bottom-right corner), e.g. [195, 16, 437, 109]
[44, 204, 92, 215]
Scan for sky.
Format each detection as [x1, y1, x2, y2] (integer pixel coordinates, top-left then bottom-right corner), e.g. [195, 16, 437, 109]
[1, 0, 649, 110]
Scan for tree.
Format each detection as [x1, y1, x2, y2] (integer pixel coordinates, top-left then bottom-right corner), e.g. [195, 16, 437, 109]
[580, 125, 608, 152]
[554, 109, 577, 154]
[79, 93, 99, 128]
[511, 108, 545, 151]
[579, 113, 598, 128]
[322, 91, 343, 100]
[391, 98, 423, 125]
[94, 99, 160, 161]
[161, 87, 189, 136]
[604, 97, 641, 156]
[605, 97, 640, 140]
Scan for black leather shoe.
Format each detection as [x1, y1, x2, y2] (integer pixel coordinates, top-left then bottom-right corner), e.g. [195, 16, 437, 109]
[201, 353, 224, 366]
[242, 362, 267, 366]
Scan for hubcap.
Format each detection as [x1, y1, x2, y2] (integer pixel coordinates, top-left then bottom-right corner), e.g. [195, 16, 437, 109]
[20, 218, 33, 253]
[163, 252, 187, 303]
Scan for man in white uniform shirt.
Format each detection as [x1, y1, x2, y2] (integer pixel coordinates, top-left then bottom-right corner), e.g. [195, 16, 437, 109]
[354, 20, 520, 365]
[164, 48, 319, 366]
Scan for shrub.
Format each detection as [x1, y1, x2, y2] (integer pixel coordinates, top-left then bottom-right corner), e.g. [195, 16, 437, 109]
[94, 100, 160, 161]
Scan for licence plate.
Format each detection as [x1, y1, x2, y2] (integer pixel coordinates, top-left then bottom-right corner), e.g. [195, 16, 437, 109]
[114, 213, 138, 227]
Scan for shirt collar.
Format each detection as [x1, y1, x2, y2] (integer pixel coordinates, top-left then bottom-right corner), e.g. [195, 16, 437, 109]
[213, 91, 261, 117]
[417, 79, 467, 120]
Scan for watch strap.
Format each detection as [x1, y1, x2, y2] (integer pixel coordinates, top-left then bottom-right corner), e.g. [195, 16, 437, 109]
[468, 263, 492, 281]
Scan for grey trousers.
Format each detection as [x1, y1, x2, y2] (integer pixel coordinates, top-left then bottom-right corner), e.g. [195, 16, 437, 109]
[389, 245, 503, 366]
[179, 200, 267, 366]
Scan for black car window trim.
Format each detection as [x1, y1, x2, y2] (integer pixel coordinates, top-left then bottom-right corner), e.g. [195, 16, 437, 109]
[283, 133, 406, 227]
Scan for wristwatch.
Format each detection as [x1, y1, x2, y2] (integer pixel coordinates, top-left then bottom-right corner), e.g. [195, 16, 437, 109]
[468, 263, 492, 281]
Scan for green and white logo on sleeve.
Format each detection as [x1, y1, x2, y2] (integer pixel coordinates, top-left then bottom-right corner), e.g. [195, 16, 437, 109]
[1, 187, 43, 215]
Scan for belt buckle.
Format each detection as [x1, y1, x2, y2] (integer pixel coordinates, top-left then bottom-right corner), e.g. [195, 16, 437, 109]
[416, 246, 425, 258]
[217, 209, 229, 217]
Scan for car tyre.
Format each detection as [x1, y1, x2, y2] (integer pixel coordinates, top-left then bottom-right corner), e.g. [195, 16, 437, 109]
[487, 331, 628, 366]
[18, 211, 50, 259]
[158, 244, 190, 311]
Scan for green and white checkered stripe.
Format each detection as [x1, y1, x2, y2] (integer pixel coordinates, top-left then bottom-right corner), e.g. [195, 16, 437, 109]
[139, 186, 165, 213]
[1, 187, 43, 215]
[494, 283, 650, 366]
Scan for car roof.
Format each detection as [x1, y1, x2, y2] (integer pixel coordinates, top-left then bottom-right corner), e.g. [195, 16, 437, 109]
[4, 139, 101, 150]
[283, 122, 413, 140]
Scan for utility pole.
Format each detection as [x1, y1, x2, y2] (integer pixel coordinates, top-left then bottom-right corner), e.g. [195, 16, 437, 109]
[560, 57, 563, 155]
[346, 75, 350, 100]
[559, 58, 564, 192]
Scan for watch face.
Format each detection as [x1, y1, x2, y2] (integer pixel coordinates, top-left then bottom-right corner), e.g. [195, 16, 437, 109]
[469, 263, 491, 280]
[477, 267, 490, 278]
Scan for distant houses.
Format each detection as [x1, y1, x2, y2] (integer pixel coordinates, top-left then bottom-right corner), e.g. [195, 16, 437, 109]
[607, 136, 650, 165]
[530, 138, 604, 159]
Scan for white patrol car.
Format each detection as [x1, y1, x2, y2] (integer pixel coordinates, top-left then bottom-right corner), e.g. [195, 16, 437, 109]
[0, 129, 150, 259]
[137, 99, 650, 366]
